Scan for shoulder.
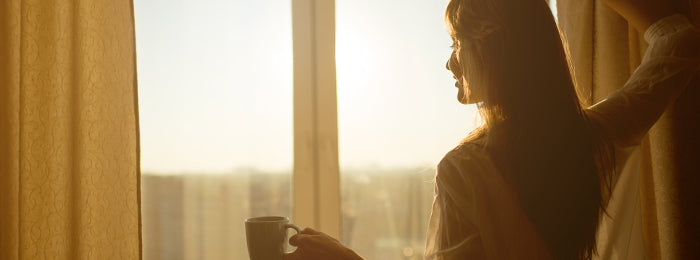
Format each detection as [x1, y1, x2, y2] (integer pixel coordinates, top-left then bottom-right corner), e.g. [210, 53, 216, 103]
[439, 135, 489, 169]
[434, 139, 495, 215]
[436, 139, 493, 185]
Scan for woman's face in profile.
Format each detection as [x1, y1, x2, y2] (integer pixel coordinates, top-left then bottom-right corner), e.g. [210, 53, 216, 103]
[447, 39, 483, 104]
[447, 41, 469, 104]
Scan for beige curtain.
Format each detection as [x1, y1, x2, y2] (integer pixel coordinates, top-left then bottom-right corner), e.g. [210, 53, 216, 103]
[0, 0, 141, 258]
[558, 0, 700, 259]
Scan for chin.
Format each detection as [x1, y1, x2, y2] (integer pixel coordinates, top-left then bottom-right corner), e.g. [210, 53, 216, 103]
[458, 97, 470, 104]
[461, 99, 478, 105]
[457, 92, 467, 104]
[458, 92, 479, 104]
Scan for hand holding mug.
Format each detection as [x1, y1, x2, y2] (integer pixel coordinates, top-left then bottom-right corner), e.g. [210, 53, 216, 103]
[282, 228, 364, 260]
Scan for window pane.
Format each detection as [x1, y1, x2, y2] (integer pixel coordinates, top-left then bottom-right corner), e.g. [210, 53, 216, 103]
[134, 0, 293, 259]
[336, 0, 480, 259]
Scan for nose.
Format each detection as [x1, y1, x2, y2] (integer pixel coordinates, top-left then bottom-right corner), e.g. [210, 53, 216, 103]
[446, 52, 454, 71]
[447, 51, 459, 75]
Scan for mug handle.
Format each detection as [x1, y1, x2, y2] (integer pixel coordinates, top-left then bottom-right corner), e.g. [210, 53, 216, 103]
[284, 224, 302, 254]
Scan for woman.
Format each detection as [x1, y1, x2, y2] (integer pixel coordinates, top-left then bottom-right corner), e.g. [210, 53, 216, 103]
[284, 0, 700, 258]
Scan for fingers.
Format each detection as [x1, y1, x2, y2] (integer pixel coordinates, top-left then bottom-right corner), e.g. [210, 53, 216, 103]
[300, 227, 322, 235]
[290, 234, 325, 248]
[302, 228, 340, 242]
[285, 229, 363, 260]
[288, 232, 319, 247]
[289, 234, 338, 249]
[289, 233, 301, 246]
[291, 228, 339, 247]
[289, 227, 319, 245]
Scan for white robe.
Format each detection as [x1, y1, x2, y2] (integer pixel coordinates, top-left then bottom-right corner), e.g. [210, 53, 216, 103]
[425, 14, 700, 259]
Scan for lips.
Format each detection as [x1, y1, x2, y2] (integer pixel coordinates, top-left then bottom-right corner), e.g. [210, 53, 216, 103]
[453, 75, 462, 88]
[456, 84, 466, 103]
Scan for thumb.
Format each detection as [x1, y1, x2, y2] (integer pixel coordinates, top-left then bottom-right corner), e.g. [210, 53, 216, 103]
[289, 233, 300, 246]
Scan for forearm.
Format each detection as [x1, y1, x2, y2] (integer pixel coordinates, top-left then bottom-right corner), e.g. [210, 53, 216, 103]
[586, 16, 700, 147]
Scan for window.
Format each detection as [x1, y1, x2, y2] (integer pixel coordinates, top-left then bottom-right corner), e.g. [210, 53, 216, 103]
[135, 0, 480, 259]
[336, 0, 478, 258]
[135, 0, 293, 258]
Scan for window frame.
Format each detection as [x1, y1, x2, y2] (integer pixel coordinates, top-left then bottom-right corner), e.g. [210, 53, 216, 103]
[291, 0, 342, 238]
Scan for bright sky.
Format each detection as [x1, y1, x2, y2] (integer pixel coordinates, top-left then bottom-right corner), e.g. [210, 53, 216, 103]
[134, 0, 480, 174]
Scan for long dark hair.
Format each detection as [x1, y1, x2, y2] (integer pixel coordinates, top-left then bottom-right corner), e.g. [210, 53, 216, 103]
[446, 0, 614, 259]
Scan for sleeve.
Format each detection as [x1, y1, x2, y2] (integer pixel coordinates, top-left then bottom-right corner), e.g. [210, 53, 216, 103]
[424, 151, 485, 260]
[585, 14, 700, 148]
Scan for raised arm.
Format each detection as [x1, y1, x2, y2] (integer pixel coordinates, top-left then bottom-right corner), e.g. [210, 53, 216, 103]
[585, 15, 700, 147]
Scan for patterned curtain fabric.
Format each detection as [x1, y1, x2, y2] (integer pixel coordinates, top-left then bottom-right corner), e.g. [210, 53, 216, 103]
[0, 0, 141, 258]
[557, 0, 700, 259]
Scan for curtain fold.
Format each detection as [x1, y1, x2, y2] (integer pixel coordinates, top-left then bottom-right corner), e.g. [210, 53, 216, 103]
[557, 2, 647, 259]
[0, 0, 141, 258]
[558, 0, 700, 259]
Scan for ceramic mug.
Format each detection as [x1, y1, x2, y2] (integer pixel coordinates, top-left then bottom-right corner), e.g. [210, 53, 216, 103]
[245, 216, 301, 260]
